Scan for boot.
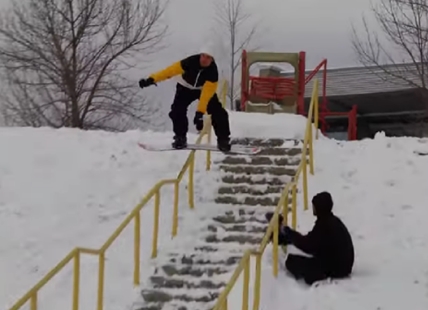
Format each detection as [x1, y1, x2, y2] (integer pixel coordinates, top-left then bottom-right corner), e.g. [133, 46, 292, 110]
[217, 137, 231, 152]
[172, 135, 187, 149]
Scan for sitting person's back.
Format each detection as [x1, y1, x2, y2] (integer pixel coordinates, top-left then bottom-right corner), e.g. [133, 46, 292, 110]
[274, 191, 354, 285]
[306, 200, 354, 277]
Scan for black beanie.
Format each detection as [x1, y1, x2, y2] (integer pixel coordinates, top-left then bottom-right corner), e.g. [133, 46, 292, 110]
[312, 191, 333, 215]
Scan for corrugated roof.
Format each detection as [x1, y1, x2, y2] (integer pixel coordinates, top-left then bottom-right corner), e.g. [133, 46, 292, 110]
[282, 63, 425, 98]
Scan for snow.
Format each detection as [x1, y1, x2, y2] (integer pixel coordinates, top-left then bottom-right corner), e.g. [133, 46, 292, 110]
[228, 111, 309, 140]
[0, 127, 203, 310]
[258, 131, 428, 309]
[3, 110, 428, 310]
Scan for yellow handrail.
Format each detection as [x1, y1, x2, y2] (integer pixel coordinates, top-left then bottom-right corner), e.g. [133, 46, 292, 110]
[211, 78, 320, 310]
[7, 108, 217, 310]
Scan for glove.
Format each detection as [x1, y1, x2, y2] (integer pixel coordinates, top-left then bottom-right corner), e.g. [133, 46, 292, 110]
[280, 226, 294, 245]
[139, 77, 156, 88]
[268, 225, 293, 245]
[193, 111, 204, 131]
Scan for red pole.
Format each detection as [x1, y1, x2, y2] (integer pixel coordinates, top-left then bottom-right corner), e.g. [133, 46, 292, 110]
[297, 51, 306, 114]
[241, 50, 247, 111]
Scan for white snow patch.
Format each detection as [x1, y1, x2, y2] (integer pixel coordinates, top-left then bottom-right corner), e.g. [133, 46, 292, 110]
[228, 111, 316, 140]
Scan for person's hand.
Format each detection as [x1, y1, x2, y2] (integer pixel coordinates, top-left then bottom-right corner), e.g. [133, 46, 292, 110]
[139, 77, 156, 88]
[280, 226, 294, 245]
[193, 111, 204, 131]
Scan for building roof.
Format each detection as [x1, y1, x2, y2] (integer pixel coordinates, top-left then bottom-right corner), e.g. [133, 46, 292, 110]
[282, 62, 425, 98]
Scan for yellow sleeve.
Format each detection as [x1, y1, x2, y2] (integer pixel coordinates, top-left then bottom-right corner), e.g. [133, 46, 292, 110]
[197, 81, 218, 114]
[149, 61, 184, 83]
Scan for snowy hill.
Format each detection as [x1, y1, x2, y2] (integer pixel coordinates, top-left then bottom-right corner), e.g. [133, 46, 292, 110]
[2, 112, 428, 310]
[0, 112, 308, 310]
[259, 133, 428, 309]
[0, 128, 203, 309]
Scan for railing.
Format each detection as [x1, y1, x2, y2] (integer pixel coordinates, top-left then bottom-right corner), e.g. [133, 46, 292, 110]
[249, 76, 297, 100]
[7, 80, 230, 310]
[212, 78, 320, 310]
[303, 59, 328, 131]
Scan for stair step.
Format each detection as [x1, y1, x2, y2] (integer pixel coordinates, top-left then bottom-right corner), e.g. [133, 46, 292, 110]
[193, 243, 257, 253]
[250, 147, 302, 156]
[137, 301, 214, 310]
[141, 289, 219, 303]
[218, 156, 301, 166]
[205, 234, 262, 244]
[208, 223, 266, 234]
[168, 254, 242, 266]
[218, 185, 284, 195]
[231, 137, 291, 147]
[150, 276, 227, 290]
[212, 212, 268, 225]
[220, 173, 292, 185]
[219, 165, 297, 176]
[215, 195, 281, 206]
[160, 264, 231, 277]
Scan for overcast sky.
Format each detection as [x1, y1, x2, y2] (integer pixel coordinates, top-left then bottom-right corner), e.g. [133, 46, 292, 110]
[159, 0, 375, 69]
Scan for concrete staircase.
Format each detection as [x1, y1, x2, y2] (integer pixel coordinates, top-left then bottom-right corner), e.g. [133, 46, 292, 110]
[136, 138, 303, 310]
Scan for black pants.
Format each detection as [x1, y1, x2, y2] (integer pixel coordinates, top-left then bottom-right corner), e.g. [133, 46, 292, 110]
[169, 83, 230, 140]
[285, 254, 328, 285]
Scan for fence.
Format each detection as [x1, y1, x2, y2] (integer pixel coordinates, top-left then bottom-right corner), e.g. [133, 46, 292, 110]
[7, 80, 228, 310]
[211, 78, 320, 310]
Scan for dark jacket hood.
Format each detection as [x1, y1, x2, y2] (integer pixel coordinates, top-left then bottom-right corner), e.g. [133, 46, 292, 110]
[312, 191, 333, 217]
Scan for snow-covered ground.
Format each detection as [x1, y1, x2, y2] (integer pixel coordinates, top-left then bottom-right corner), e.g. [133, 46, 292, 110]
[0, 128, 205, 310]
[0, 112, 309, 310]
[3, 111, 428, 310]
[259, 132, 428, 309]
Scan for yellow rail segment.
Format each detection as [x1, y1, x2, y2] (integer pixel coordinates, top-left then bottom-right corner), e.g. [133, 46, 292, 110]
[8, 78, 318, 310]
[212, 78, 320, 310]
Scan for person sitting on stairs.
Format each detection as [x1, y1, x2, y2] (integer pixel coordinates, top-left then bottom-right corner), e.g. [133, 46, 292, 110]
[266, 191, 355, 285]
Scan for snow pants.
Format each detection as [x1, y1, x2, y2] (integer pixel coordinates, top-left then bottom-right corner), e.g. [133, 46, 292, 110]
[285, 254, 328, 285]
[169, 83, 230, 140]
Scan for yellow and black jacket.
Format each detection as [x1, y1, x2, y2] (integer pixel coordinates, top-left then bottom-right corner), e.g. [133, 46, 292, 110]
[149, 54, 218, 114]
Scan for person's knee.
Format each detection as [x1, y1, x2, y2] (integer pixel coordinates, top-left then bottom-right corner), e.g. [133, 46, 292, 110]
[169, 106, 187, 120]
[285, 254, 300, 272]
[206, 95, 224, 115]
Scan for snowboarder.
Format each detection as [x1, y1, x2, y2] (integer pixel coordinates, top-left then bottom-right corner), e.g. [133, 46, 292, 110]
[266, 191, 354, 285]
[138, 44, 231, 151]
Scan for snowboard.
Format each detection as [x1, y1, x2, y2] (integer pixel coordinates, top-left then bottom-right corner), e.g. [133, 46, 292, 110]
[137, 142, 261, 155]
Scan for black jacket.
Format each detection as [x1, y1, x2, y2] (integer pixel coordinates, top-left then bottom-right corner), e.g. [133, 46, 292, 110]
[148, 54, 219, 113]
[180, 54, 218, 88]
[287, 212, 354, 277]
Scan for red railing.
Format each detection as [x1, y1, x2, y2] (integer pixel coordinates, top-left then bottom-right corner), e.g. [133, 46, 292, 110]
[249, 76, 296, 100]
[240, 50, 248, 111]
[319, 105, 358, 140]
[348, 105, 358, 140]
[302, 59, 328, 131]
[239, 50, 358, 141]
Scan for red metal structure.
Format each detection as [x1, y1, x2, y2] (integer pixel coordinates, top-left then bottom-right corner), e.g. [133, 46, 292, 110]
[240, 50, 358, 140]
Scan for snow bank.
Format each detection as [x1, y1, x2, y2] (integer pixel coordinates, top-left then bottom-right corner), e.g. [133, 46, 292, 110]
[228, 111, 311, 140]
[259, 132, 428, 310]
[0, 127, 202, 310]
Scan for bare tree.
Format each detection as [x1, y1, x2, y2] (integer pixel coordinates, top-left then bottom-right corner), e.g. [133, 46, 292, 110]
[213, 0, 258, 110]
[351, 0, 428, 136]
[351, 0, 428, 88]
[0, 0, 168, 130]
